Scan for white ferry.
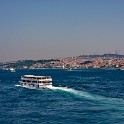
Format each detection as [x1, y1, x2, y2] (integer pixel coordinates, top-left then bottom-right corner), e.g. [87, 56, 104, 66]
[10, 68, 16, 72]
[19, 75, 52, 89]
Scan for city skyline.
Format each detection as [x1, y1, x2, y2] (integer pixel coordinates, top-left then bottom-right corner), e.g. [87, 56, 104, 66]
[0, 0, 124, 62]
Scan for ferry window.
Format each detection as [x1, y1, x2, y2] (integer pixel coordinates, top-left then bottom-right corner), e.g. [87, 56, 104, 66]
[42, 81, 51, 83]
[43, 77, 48, 79]
[33, 81, 37, 83]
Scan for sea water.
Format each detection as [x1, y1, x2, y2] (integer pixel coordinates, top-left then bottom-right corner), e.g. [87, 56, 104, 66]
[0, 69, 124, 124]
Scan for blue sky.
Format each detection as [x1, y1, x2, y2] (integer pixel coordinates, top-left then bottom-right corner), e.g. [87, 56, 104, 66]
[0, 0, 124, 61]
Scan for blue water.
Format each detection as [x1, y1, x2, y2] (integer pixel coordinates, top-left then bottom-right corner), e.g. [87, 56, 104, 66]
[0, 69, 124, 124]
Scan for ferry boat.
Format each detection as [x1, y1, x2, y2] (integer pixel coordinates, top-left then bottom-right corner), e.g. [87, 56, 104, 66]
[19, 75, 52, 89]
[10, 68, 16, 72]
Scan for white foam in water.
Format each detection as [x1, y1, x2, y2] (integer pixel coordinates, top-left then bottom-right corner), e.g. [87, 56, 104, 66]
[15, 84, 124, 111]
[46, 85, 124, 105]
[15, 84, 21, 87]
[47, 85, 102, 100]
[15, 84, 124, 105]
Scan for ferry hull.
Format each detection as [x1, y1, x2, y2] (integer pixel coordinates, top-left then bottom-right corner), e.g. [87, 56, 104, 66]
[20, 82, 52, 89]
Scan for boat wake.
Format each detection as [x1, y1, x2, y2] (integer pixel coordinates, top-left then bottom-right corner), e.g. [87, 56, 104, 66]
[15, 84, 21, 87]
[15, 84, 124, 109]
[47, 86, 124, 108]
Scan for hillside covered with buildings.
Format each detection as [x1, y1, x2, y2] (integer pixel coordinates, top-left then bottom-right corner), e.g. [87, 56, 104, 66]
[1, 54, 124, 70]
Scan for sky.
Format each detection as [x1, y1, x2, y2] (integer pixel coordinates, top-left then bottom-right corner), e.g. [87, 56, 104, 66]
[0, 0, 124, 62]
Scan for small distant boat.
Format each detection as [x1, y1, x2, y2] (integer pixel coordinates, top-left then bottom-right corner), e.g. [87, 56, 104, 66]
[62, 64, 72, 71]
[19, 75, 52, 89]
[10, 68, 16, 72]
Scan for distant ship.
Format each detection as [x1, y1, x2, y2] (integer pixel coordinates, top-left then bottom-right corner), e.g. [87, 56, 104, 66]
[19, 75, 52, 89]
[10, 68, 16, 72]
[62, 65, 72, 71]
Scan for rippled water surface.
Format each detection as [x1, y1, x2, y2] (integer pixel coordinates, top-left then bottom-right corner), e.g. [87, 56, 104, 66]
[0, 69, 124, 124]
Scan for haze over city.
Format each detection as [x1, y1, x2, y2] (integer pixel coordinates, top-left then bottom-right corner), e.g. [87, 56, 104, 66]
[0, 0, 124, 62]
